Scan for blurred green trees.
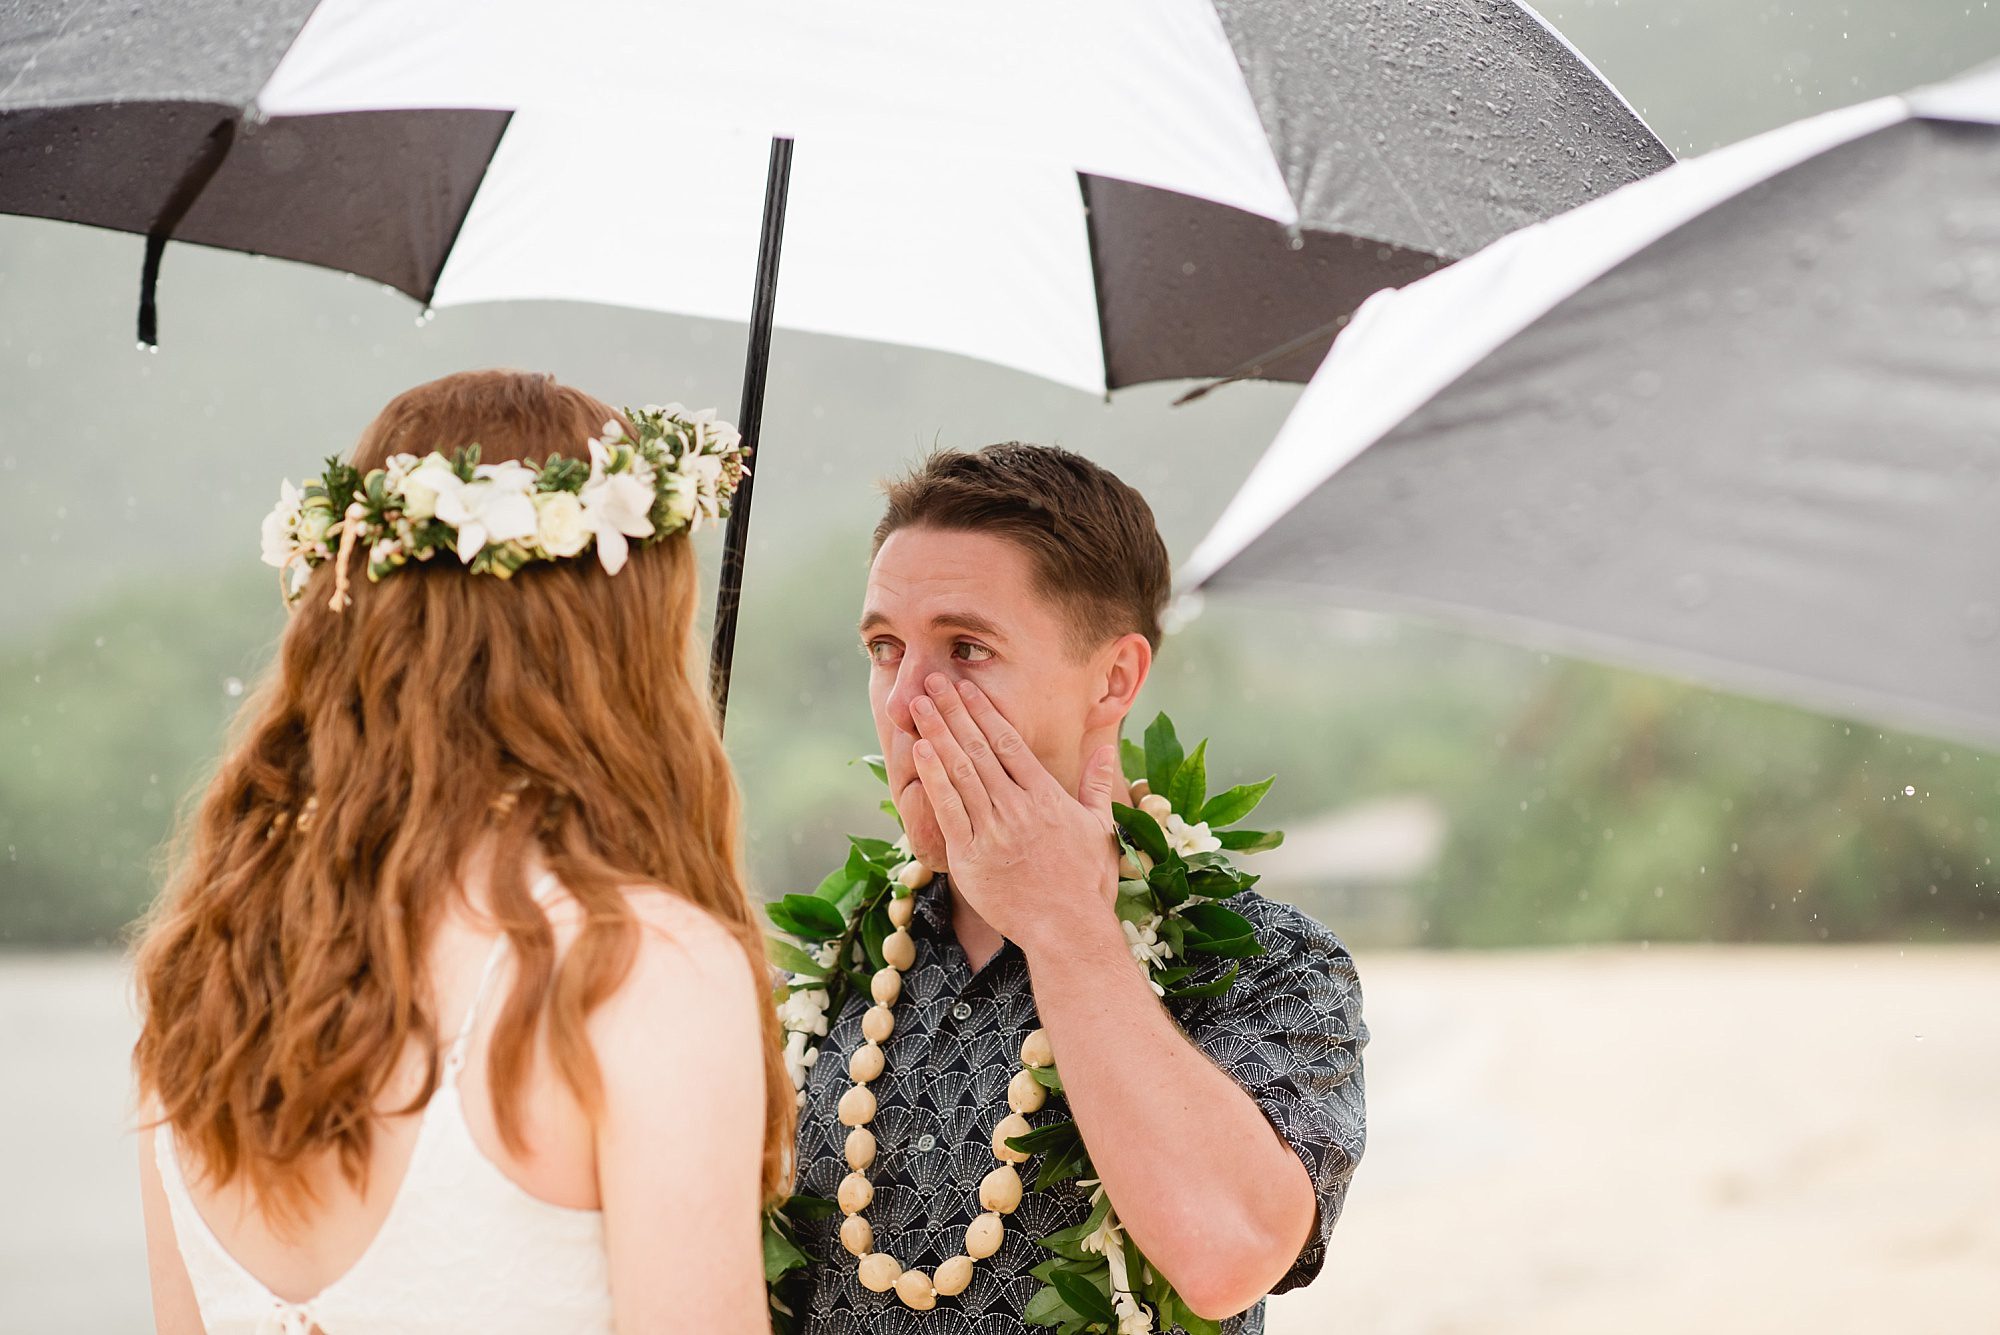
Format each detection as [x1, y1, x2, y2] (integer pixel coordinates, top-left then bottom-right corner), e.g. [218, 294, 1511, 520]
[5, 553, 1992, 949]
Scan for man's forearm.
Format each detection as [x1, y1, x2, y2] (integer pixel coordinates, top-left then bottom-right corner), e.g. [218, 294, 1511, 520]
[1020, 908, 1316, 1320]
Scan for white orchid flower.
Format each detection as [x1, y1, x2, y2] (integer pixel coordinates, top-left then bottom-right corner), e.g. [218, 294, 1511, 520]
[428, 460, 538, 563]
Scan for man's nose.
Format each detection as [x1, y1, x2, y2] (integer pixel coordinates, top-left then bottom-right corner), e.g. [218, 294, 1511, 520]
[885, 653, 951, 737]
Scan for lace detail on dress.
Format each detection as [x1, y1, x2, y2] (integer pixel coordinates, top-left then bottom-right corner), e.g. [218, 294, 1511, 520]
[154, 872, 616, 1334]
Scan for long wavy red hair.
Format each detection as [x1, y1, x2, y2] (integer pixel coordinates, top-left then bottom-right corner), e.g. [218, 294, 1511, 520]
[132, 368, 792, 1222]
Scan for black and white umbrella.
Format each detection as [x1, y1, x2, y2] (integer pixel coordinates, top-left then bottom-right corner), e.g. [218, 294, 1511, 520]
[0, 0, 1668, 712]
[1184, 62, 2000, 746]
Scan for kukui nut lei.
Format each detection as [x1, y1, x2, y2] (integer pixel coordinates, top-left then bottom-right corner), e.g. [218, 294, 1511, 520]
[833, 860, 1053, 1310]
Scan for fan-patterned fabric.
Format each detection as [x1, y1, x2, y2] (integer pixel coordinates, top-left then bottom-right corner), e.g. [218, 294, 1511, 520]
[792, 873, 1368, 1334]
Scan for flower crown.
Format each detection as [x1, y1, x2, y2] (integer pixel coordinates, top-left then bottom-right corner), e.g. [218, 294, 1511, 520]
[261, 404, 748, 611]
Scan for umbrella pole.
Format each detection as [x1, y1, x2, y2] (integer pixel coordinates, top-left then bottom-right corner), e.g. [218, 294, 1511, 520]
[708, 136, 795, 731]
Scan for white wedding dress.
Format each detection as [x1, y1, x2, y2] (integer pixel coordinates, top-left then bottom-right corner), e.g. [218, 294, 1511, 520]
[154, 872, 617, 1334]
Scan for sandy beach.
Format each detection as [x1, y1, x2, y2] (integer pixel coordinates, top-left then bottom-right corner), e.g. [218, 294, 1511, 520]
[5, 946, 1994, 1334]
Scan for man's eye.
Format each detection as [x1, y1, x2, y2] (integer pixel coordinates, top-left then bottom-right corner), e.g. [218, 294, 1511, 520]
[865, 640, 901, 665]
[952, 641, 994, 663]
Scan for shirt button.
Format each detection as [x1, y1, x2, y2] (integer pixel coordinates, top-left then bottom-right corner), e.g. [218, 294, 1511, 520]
[916, 1133, 938, 1152]
[951, 1002, 974, 1022]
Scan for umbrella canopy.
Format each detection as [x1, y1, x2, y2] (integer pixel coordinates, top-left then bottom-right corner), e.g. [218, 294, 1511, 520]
[0, 0, 1669, 393]
[1183, 62, 2000, 747]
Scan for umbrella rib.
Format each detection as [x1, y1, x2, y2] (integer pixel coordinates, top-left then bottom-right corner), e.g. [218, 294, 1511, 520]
[138, 116, 238, 347]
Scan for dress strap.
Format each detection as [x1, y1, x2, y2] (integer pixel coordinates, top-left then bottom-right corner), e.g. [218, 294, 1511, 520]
[442, 871, 564, 1077]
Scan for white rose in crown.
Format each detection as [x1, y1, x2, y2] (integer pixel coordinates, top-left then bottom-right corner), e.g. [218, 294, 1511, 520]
[398, 451, 455, 521]
[532, 490, 592, 558]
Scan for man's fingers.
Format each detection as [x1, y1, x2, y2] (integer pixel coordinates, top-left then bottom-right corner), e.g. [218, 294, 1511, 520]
[911, 739, 975, 850]
[954, 679, 1058, 792]
[1079, 743, 1119, 830]
[924, 673, 1015, 797]
[912, 694, 993, 828]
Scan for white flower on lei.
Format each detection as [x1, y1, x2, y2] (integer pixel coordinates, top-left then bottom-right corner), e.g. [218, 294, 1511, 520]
[580, 436, 657, 574]
[1163, 812, 1222, 857]
[781, 1028, 820, 1094]
[776, 986, 830, 1038]
[259, 480, 303, 568]
[1121, 916, 1174, 986]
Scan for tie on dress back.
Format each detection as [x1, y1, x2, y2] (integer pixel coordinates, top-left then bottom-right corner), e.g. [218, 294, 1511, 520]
[153, 871, 617, 1335]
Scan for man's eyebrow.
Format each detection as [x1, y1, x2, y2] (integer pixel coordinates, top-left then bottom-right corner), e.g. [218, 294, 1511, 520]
[930, 611, 1007, 640]
[855, 610, 1008, 640]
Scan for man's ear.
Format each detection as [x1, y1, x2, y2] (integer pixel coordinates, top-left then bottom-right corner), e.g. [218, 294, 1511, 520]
[1086, 632, 1152, 731]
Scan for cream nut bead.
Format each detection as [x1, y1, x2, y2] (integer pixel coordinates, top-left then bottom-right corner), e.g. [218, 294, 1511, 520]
[1020, 1028, 1055, 1068]
[991, 1112, 1032, 1164]
[861, 1004, 896, 1045]
[849, 1042, 886, 1084]
[1117, 850, 1145, 880]
[1128, 779, 1151, 801]
[965, 1212, 1005, 1260]
[839, 1213, 874, 1258]
[838, 1085, 877, 1128]
[857, 1253, 901, 1293]
[870, 967, 903, 1006]
[894, 1269, 938, 1311]
[933, 1255, 975, 1298]
[883, 929, 917, 971]
[1138, 793, 1174, 823]
[897, 860, 934, 890]
[837, 1171, 874, 1215]
[1007, 1067, 1047, 1115]
[887, 895, 916, 928]
[980, 1164, 1024, 1214]
[845, 1126, 878, 1171]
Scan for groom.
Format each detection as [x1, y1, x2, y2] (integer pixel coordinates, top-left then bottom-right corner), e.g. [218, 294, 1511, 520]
[792, 444, 1367, 1333]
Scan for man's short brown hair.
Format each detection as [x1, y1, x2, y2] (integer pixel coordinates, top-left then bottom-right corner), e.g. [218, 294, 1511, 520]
[872, 443, 1172, 652]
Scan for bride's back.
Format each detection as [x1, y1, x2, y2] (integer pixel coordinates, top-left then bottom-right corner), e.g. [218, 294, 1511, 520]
[131, 370, 792, 1334]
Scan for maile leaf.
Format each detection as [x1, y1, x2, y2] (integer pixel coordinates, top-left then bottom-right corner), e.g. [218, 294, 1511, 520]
[1119, 737, 1147, 783]
[1143, 714, 1183, 800]
[762, 1222, 809, 1283]
[1165, 961, 1241, 1000]
[857, 754, 888, 786]
[1113, 804, 1169, 863]
[1216, 828, 1284, 854]
[1050, 1270, 1116, 1325]
[1181, 902, 1256, 942]
[1007, 1118, 1080, 1156]
[1167, 739, 1207, 817]
[772, 893, 845, 939]
[1199, 777, 1274, 828]
[766, 938, 827, 979]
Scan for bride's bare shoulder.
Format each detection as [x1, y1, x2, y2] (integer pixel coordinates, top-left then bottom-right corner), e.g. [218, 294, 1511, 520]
[565, 885, 763, 1062]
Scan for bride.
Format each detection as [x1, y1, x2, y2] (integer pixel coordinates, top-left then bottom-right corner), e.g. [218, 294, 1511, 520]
[130, 369, 789, 1334]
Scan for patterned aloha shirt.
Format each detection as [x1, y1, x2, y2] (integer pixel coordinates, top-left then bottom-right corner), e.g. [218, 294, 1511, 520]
[791, 872, 1368, 1335]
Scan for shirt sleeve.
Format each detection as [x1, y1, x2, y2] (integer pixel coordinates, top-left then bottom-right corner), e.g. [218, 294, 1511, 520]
[1175, 893, 1368, 1294]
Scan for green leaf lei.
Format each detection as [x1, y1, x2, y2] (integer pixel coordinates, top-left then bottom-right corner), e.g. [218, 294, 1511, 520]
[764, 714, 1285, 1334]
